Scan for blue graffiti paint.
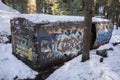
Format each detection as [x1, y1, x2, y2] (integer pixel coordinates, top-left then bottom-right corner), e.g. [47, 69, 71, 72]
[97, 29, 112, 43]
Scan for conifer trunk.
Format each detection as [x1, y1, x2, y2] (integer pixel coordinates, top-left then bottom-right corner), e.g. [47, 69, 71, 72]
[81, 0, 93, 62]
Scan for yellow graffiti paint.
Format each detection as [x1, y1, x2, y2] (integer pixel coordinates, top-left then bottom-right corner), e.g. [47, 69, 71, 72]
[16, 48, 19, 54]
[20, 54, 24, 57]
[15, 44, 33, 61]
[28, 48, 32, 61]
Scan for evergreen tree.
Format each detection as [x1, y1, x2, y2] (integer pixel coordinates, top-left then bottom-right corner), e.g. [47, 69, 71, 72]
[58, 0, 84, 15]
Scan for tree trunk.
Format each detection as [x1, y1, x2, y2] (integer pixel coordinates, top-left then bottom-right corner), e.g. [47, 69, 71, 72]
[118, 0, 120, 26]
[93, 0, 97, 15]
[115, 0, 120, 25]
[36, 0, 43, 13]
[81, 0, 93, 62]
[27, 0, 37, 13]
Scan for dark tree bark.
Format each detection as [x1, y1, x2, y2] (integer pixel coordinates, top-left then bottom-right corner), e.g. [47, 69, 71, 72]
[36, 0, 43, 13]
[81, 0, 93, 62]
[115, 0, 120, 25]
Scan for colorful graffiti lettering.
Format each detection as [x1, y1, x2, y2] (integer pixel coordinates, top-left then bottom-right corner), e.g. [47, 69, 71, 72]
[55, 29, 83, 56]
[37, 27, 84, 58]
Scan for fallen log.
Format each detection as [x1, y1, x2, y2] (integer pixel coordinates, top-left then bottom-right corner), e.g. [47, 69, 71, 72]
[96, 47, 113, 57]
[112, 42, 120, 46]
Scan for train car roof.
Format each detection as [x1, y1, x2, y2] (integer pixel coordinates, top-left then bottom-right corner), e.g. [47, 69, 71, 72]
[18, 14, 110, 23]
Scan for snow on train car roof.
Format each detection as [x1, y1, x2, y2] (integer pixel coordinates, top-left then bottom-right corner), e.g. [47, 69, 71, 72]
[92, 17, 110, 23]
[20, 14, 110, 23]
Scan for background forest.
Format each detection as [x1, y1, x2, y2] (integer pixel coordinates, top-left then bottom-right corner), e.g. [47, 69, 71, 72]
[2, 0, 120, 26]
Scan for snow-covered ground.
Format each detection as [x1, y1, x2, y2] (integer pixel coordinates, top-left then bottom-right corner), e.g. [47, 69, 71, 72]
[0, 44, 38, 80]
[0, 0, 120, 80]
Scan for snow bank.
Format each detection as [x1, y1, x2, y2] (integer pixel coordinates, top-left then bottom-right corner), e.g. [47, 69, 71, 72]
[0, 0, 20, 35]
[0, 0, 19, 14]
[0, 44, 38, 80]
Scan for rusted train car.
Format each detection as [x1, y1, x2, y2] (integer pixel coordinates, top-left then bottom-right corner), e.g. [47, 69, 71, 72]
[10, 15, 113, 71]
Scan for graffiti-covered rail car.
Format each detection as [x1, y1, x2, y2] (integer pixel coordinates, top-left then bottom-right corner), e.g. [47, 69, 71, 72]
[92, 18, 113, 48]
[10, 15, 113, 71]
[11, 17, 85, 70]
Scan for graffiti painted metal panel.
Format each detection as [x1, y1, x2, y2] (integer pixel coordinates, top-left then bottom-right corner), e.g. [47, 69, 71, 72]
[11, 18, 37, 62]
[93, 22, 113, 47]
[35, 22, 85, 68]
[10, 17, 113, 71]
